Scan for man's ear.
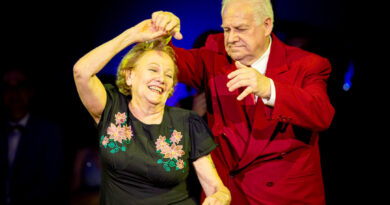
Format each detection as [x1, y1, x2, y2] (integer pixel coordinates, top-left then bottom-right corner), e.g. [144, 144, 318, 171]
[263, 17, 273, 36]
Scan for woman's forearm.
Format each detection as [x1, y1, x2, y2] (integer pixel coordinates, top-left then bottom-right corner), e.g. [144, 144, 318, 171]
[73, 27, 137, 80]
[193, 154, 231, 204]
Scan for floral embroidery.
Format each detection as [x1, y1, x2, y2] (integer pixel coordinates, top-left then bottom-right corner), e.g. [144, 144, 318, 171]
[155, 130, 186, 172]
[100, 112, 133, 154]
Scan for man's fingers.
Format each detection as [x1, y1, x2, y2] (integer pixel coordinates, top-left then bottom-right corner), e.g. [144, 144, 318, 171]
[152, 11, 165, 30]
[227, 69, 245, 79]
[165, 20, 178, 32]
[166, 21, 183, 40]
[173, 31, 183, 40]
[235, 61, 247, 69]
[237, 86, 253, 101]
[150, 30, 166, 39]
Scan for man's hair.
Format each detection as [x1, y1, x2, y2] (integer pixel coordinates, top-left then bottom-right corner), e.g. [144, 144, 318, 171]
[221, 0, 274, 26]
[116, 39, 178, 96]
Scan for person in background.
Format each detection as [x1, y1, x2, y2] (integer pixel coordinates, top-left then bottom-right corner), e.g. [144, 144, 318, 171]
[149, 0, 335, 203]
[0, 68, 65, 205]
[73, 18, 230, 205]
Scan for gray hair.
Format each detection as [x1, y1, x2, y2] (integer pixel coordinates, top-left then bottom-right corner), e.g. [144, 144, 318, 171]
[221, 0, 274, 26]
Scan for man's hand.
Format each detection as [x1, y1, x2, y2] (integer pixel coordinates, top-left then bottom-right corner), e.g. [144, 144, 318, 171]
[227, 61, 271, 101]
[130, 19, 166, 43]
[151, 11, 183, 40]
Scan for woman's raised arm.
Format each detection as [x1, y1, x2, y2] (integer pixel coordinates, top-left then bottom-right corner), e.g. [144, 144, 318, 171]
[73, 19, 165, 123]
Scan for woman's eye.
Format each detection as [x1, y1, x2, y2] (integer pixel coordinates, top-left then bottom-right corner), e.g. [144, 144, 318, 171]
[166, 74, 173, 79]
[149, 68, 157, 72]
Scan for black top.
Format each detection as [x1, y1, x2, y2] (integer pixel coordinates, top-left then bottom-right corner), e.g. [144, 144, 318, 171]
[97, 84, 217, 205]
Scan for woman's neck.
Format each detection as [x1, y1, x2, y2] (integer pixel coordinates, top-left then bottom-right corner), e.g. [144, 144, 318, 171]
[129, 99, 165, 124]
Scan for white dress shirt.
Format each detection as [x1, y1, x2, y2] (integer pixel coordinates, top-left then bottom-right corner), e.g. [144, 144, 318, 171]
[8, 113, 30, 167]
[251, 36, 276, 106]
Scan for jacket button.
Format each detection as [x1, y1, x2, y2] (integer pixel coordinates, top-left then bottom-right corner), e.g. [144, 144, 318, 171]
[266, 182, 274, 187]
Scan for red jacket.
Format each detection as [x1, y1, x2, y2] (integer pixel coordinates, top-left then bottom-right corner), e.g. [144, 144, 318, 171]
[173, 33, 335, 204]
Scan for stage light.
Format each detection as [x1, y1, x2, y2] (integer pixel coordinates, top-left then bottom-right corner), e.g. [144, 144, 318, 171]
[343, 60, 354, 92]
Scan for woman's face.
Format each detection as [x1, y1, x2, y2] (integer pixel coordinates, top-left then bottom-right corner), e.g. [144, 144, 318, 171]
[128, 50, 175, 107]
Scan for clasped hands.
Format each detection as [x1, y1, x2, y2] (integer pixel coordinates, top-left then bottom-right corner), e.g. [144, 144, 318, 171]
[135, 11, 270, 101]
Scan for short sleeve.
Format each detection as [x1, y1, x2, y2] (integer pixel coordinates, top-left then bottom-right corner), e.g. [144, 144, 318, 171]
[96, 84, 119, 129]
[188, 112, 217, 161]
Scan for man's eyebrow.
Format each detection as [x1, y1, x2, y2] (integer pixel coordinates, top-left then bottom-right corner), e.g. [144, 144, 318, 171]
[221, 24, 249, 28]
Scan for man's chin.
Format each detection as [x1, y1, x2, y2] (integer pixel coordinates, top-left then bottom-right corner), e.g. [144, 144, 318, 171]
[227, 52, 242, 61]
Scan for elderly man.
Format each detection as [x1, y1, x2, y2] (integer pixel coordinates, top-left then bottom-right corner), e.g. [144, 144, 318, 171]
[151, 0, 335, 204]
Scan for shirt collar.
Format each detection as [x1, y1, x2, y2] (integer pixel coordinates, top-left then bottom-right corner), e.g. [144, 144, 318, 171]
[251, 36, 272, 75]
[8, 113, 30, 127]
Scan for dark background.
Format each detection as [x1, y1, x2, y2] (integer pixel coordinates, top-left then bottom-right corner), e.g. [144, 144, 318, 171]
[2, 0, 379, 204]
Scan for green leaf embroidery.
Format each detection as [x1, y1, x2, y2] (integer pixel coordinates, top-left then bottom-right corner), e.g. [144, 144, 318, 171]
[110, 149, 117, 154]
[169, 160, 176, 167]
[108, 142, 115, 148]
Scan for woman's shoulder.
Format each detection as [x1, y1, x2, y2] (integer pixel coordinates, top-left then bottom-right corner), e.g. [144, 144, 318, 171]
[104, 83, 129, 101]
[166, 106, 202, 122]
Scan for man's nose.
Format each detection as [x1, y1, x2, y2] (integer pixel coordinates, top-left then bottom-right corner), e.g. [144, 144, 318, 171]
[226, 31, 239, 43]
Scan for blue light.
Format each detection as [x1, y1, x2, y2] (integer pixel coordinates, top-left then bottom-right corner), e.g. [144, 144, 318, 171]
[343, 60, 354, 91]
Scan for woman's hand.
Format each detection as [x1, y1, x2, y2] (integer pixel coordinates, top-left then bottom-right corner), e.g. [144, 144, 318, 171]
[202, 185, 231, 205]
[193, 155, 231, 205]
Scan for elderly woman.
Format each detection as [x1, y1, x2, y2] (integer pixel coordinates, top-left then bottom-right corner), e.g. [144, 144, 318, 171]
[73, 18, 230, 205]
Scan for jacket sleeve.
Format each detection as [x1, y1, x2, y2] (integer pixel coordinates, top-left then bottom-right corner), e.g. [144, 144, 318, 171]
[171, 34, 225, 90]
[271, 55, 335, 132]
[171, 45, 206, 90]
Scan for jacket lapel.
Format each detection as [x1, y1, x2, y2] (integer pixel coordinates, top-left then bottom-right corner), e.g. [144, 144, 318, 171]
[213, 63, 252, 158]
[236, 34, 289, 170]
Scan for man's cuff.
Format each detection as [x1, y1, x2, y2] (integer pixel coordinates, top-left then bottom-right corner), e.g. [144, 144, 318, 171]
[262, 78, 275, 107]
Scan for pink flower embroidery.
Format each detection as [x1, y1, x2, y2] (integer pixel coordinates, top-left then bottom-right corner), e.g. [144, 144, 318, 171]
[155, 129, 186, 172]
[170, 130, 183, 144]
[101, 112, 132, 154]
[156, 135, 169, 153]
[115, 112, 126, 125]
[101, 136, 109, 146]
[165, 144, 185, 160]
[107, 123, 123, 143]
[176, 159, 184, 169]
[122, 124, 133, 141]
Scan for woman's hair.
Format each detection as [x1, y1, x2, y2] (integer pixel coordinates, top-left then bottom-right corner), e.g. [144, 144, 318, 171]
[116, 39, 178, 96]
[221, 0, 274, 26]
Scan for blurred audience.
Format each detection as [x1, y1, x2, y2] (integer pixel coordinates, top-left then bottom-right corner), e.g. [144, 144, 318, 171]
[70, 146, 100, 205]
[0, 68, 65, 205]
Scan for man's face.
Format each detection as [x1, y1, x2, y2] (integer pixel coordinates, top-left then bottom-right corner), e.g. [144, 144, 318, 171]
[222, 1, 272, 65]
[2, 69, 32, 119]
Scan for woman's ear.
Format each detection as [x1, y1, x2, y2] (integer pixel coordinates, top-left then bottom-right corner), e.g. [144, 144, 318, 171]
[125, 70, 132, 87]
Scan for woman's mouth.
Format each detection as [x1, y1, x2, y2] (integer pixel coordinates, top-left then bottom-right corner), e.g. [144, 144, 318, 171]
[148, 85, 163, 94]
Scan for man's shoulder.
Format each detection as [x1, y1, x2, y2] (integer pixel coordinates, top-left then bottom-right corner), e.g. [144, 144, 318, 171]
[204, 33, 226, 55]
[280, 42, 330, 70]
